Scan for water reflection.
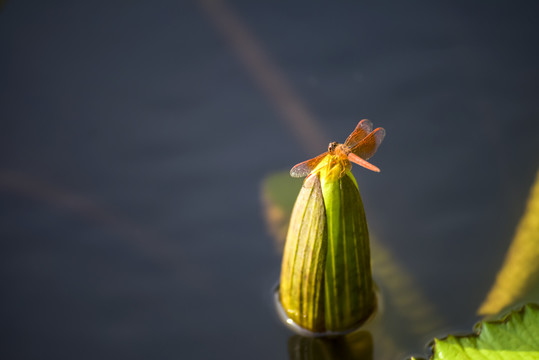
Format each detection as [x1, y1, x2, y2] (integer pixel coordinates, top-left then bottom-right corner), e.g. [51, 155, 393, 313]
[288, 331, 373, 360]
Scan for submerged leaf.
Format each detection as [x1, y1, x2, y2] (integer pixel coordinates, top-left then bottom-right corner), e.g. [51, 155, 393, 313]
[261, 172, 303, 250]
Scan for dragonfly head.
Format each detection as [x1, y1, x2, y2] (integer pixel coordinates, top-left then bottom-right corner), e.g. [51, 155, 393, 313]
[328, 141, 338, 153]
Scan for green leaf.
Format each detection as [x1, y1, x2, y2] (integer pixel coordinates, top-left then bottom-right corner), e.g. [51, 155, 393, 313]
[425, 304, 539, 360]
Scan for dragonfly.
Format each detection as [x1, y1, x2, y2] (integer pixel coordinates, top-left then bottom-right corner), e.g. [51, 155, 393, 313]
[290, 119, 385, 178]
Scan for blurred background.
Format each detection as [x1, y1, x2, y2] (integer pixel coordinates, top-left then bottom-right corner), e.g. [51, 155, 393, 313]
[1, 1, 539, 359]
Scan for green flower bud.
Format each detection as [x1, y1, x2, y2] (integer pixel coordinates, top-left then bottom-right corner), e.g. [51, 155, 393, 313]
[278, 154, 376, 335]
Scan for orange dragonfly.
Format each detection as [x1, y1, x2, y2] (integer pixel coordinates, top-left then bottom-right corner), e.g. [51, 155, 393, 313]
[290, 119, 385, 178]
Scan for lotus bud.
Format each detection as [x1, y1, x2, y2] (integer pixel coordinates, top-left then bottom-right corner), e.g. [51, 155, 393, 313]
[277, 153, 376, 335]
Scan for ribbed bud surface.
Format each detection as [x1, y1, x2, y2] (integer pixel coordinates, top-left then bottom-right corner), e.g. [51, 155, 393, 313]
[280, 155, 375, 334]
[280, 173, 327, 331]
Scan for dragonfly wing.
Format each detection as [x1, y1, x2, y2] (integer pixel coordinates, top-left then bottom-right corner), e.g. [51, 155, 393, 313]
[344, 119, 373, 148]
[350, 127, 385, 160]
[290, 152, 328, 178]
[348, 152, 380, 172]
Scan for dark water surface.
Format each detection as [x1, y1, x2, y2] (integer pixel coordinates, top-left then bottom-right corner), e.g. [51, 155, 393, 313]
[1, 1, 539, 359]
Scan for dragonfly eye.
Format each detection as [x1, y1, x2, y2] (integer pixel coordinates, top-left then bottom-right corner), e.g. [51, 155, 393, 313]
[328, 141, 337, 152]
